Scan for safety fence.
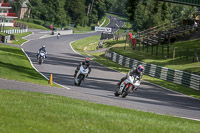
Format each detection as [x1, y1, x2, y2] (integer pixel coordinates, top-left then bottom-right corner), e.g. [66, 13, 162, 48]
[3, 29, 28, 34]
[105, 50, 200, 90]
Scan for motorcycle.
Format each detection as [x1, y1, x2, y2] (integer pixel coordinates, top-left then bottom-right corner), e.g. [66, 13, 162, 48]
[37, 51, 46, 64]
[74, 65, 89, 86]
[114, 76, 140, 98]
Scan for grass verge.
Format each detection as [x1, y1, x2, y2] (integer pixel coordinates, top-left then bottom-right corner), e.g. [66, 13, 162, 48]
[72, 35, 100, 52]
[10, 32, 32, 45]
[0, 89, 199, 133]
[0, 44, 59, 87]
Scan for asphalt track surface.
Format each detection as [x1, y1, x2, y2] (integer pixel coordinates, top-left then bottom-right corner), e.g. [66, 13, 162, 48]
[2, 16, 200, 121]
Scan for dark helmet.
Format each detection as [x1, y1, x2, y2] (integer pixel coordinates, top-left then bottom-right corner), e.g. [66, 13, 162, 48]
[42, 45, 45, 50]
[85, 57, 90, 63]
[137, 65, 144, 73]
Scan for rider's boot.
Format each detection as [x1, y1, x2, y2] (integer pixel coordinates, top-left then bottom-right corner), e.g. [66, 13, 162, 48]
[74, 71, 77, 77]
[73, 73, 76, 77]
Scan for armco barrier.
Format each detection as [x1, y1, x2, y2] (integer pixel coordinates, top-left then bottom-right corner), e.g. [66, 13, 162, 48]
[105, 50, 200, 90]
[3, 29, 28, 34]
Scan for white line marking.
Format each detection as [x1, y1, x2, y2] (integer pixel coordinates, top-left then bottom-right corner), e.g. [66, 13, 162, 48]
[99, 17, 106, 27]
[21, 32, 34, 46]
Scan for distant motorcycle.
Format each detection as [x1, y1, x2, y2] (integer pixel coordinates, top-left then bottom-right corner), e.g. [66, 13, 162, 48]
[37, 51, 46, 64]
[74, 65, 89, 86]
[114, 76, 140, 98]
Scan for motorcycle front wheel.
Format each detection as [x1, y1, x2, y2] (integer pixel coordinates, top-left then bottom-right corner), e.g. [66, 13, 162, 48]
[114, 87, 120, 97]
[38, 57, 42, 64]
[77, 74, 84, 86]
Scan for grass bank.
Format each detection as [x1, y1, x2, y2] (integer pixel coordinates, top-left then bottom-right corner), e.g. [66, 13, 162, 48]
[0, 89, 199, 133]
[0, 44, 59, 87]
[10, 32, 32, 45]
[15, 20, 49, 30]
[71, 36, 200, 99]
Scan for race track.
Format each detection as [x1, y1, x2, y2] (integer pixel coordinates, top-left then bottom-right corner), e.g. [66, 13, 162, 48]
[20, 16, 200, 121]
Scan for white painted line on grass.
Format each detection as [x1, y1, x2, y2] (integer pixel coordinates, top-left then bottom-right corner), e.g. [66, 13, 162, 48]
[21, 32, 34, 46]
[99, 17, 106, 27]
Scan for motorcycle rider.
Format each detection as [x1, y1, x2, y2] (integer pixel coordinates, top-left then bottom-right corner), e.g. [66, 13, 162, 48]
[117, 64, 144, 89]
[74, 57, 91, 77]
[37, 45, 47, 59]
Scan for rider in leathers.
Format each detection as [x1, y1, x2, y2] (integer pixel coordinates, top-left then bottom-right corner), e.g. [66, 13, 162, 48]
[117, 65, 144, 89]
[37, 45, 47, 58]
[74, 57, 91, 77]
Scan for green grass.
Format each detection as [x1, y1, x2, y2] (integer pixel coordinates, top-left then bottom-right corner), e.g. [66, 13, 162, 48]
[0, 89, 199, 133]
[99, 16, 106, 25]
[0, 32, 8, 36]
[0, 44, 59, 87]
[101, 16, 110, 27]
[10, 32, 32, 45]
[15, 20, 49, 30]
[107, 38, 200, 75]
[72, 35, 101, 52]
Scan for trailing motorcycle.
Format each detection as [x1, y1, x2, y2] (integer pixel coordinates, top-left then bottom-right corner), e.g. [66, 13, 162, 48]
[37, 51, 46, 64]
[74, 65, 89, 86]
[114, 76, 140, 98]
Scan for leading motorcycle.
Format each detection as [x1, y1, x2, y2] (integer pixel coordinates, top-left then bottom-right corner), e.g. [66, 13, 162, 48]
[74, 65, 89, 86]
[114, 76, 140, 98]
[37, 51, 46, 64]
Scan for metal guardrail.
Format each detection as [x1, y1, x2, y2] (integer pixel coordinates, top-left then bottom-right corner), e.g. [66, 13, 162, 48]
[3, 29, 28, 34]
[105, 50, 200, 90]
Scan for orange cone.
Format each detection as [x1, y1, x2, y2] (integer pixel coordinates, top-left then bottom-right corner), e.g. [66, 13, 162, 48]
[49, 74, 53, 85]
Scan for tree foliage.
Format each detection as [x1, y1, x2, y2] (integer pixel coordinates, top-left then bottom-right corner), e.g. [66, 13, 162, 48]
[28, 0, 110, 27]
[126, 0, 197, 31]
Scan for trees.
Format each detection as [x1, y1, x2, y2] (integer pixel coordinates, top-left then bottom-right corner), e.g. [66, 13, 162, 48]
[126, 0, 197, 31]
[27, 0, 110, 27]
